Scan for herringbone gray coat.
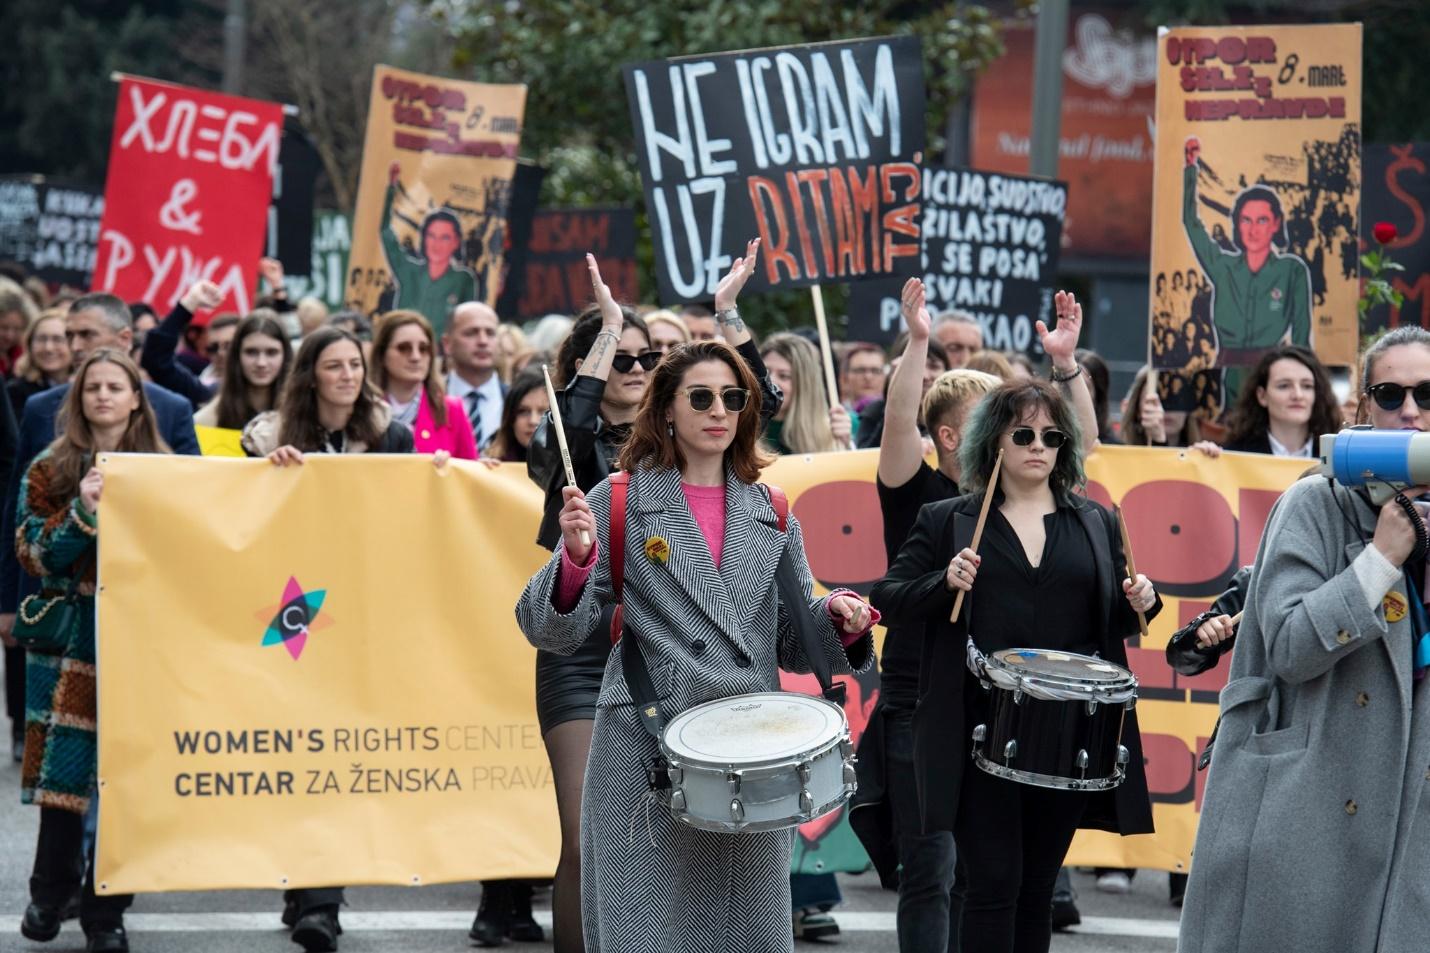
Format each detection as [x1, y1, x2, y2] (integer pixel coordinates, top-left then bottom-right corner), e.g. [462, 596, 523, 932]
[1179, 476, 1430, 953]
[516, 466, 872, 953]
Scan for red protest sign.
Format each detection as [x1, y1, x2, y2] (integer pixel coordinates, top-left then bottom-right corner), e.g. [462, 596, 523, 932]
[92, 76, 282, 318]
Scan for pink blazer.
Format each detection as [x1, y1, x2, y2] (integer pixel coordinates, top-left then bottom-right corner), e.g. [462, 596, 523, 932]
[414, 394, 479, 460]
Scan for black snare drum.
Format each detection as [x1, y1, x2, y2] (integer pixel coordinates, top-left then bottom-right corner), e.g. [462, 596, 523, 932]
[971, 648, 1137, 791]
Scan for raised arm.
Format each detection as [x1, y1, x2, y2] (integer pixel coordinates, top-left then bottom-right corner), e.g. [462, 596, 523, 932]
[1181, 138, 1223, 274]
[140, 280, 224, 409]
[713, 238, 784, 420]
[1038, 290, 1100, 454]
[878, 278, 932, 488]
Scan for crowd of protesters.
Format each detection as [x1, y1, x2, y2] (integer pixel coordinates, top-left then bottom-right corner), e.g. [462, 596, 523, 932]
[0, 246, 1371, 953]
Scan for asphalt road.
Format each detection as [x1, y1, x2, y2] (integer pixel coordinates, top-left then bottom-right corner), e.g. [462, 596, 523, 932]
[0, 749, 1180, 953]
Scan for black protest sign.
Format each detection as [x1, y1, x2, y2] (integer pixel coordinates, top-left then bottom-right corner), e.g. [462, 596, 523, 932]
[0, 175, 104, 286]
[624, 36, 925, 304]
[266, 125, 322, 275]
[510, 208, 638, 319]
[848, 168, 1066, 354]
[1362, 142, 1430, 334]
[493, 161, 547, 320]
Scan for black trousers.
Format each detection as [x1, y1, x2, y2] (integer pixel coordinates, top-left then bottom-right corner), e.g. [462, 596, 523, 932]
[30, 807, 132, 929]
[954, 767, 1088, 953]
[284, 887, 346, 915]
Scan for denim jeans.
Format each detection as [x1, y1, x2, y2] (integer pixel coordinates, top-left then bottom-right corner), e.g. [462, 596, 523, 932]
[887, 702, 965, 953]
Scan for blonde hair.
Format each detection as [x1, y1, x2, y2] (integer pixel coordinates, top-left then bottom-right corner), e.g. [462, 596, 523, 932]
[643, 309, 691, 344]
[922, 369, 1002, 433]
[14, 308, 69, 384]
[964, 350, 1015, 380]
[761, 333, 836, 453]
[496, 323, 529, 383]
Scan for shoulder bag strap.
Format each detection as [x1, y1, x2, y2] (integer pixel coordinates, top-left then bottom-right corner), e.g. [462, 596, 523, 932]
[606, 473, 665, 739]
[762, 484, 845, 706]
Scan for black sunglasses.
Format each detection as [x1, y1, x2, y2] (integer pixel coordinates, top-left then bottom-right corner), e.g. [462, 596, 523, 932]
[1367, 381, 1430, 412]
[683, 386, 750, 413]
[1009, 427, 1067, 449]
[611, 351, 661, 374]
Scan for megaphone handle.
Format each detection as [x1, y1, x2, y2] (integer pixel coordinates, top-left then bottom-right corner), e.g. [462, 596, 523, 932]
[1393, 493, 1430, 562]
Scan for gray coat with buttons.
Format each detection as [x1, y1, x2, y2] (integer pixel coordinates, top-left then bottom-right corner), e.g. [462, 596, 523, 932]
[515, 464, 873, 953]
[1179, 476, 1430, 953]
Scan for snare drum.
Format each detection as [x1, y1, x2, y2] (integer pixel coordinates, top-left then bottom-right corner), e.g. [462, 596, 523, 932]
[971, 648, 1137, 791]
[659, 692, 855, 834]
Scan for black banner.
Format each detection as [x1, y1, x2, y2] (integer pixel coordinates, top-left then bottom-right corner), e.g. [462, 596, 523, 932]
[494, 161, 547, 320]
[848, 168, 1067, 353]
[0, 175, 104, 286]
[624, 36, 926, 304]
[265, 125, 322, 276]
[506, 208, 638, 319]
[1362, 142, 1430, 334]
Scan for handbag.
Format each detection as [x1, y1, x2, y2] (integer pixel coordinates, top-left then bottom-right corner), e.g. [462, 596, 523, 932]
[13, 561, 89, 653]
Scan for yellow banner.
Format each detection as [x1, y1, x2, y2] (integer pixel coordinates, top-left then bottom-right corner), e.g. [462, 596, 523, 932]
[95, 446, 1307, 892]
[1148, 24, 1361, 382]
[345, 65, 526, 331]
[196, 425, 245, 457]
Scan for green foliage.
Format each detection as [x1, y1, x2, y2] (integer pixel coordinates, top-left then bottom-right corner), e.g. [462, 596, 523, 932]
[437, 0, 1008, 332]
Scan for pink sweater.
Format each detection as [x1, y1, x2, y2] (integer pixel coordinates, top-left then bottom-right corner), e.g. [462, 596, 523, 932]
[556, 483, 876, 643]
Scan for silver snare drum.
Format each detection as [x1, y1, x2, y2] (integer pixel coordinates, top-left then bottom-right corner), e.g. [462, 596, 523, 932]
[971, 648, 1138, 791]
[659, 692, 855, 833]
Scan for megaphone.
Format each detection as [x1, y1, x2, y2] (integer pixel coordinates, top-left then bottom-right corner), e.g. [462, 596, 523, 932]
[1320, 429, 1430, 504]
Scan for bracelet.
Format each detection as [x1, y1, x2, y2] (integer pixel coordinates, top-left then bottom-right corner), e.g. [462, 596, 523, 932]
[715, 308, 738, 324]
[1050, 364, 1082, 384]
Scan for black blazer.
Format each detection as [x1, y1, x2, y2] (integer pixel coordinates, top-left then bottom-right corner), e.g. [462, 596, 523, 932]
[1221, 433, 1273, 455]
[869, 491, 1159, 837]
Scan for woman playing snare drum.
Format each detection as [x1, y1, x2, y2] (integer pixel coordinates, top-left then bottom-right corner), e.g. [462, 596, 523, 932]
[871, 379, 1159, 953]
[515, 329, 876, 953]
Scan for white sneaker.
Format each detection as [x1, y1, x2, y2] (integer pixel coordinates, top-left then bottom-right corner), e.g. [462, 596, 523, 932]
[1097, 871, 1132, 894]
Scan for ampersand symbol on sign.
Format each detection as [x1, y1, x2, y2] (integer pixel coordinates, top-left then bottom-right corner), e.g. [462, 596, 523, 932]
[159, 179, 203, 235]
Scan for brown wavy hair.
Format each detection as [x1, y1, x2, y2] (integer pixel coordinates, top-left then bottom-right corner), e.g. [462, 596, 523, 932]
[1224, 345, 1340, 447]
[618, 340, 775, 483]
[277, 327, 384, 451]
[47, 348, 169, 503]
[370, 309, 448, 427]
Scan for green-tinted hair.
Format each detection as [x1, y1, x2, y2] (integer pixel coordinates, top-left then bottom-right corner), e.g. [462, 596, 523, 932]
[958, 378, 1085, 503]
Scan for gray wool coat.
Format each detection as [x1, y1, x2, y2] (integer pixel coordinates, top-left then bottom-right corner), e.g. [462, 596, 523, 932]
[1179, 476, 1430, 953]
[515, 465, 873, 953]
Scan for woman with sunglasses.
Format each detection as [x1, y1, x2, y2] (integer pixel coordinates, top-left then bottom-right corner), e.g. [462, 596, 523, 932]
[516, 333, 873, 953]
[1180, 327, 1430, 952]
[871, 379, 1159, 953]
[370, 310, 478, 460]
[523, 244, 780, 953]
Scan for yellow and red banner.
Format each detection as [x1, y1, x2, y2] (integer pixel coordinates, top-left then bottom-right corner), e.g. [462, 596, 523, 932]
[95, 446, 1307, 892]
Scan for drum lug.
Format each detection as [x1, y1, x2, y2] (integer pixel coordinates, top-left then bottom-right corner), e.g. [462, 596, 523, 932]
[842, 762, 857, 786]
[799, 790, 814, 815]
[971, 723, 986, 744]
[1013, 689, 1025, 706]
[1003, 740, 1018, 761]
[1126, 696, 1137, 710]
[670, 789, 687, 813]
[727, 772, 741, 795]
[730, 798, 745, 823]
[797, 761, 812, 784]
[1076, 749, 1089, 771]
[669, 765, 683, 786]
[1116, 745, 1130, 766]
[1086, 699, 1098, 716]
[839, 739, 854, 760]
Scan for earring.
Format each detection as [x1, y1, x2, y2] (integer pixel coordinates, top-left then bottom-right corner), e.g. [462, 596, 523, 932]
[666, 422, 674, 437]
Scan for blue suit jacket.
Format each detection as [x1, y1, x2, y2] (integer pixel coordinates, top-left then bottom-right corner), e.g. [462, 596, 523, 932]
[1, 381, 199, 612]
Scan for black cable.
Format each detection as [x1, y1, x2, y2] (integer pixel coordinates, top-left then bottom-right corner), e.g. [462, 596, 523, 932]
[1394, 492, 1429, 562]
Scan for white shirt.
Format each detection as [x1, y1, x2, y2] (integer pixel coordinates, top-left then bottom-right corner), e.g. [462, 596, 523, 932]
[1267, 431, 1313, 458]
[446, 371, 504, 446]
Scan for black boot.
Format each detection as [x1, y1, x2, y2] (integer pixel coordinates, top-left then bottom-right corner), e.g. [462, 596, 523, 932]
[469, 881, 511, 947]
[291, 906, 339, 952]
[21, 903, 63, 942]
[84, 923, 129, 953]
[506, 883, 543, 942]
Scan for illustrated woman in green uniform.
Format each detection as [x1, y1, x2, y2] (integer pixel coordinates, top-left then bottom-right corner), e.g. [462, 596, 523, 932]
[381, 162, 477, 336]
[1182, 137, 1312, 368]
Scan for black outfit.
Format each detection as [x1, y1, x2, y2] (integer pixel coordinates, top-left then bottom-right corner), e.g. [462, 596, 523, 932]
[848, 460, 966, 953]
[139, 303, 217, 410]
[1221, 433, 1274, 454]
[871, 491, 1159, 953]
[525, 339, 780, 732]
[856, 397, 886, 449]
[1166, 566, 1250, 677]
[30, 807, 131, 929]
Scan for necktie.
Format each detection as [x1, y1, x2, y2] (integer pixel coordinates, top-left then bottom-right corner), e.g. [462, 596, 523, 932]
[466, 390, 484, 442]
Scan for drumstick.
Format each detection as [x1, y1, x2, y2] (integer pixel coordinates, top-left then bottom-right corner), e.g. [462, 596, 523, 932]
[1229, 610, 1244, 627]
[1113, 504, 1149, 638]
[542, 364, 589, 548]
[951, 449, 1004, 623]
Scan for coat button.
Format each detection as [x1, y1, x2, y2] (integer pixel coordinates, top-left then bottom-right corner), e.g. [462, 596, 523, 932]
[420, 429, 431, 439]
[1356, 691, 1370, 707]
[1336, 630, 1351, 645]
[690, 640, 706, 657]
[735, 656, 752, 668]
[1345, 799, 1358, 815]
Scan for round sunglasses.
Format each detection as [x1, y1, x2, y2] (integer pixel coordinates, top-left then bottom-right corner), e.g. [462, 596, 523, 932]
[1008, 427, 1067, 449]
[1367, 381, 1430, 412]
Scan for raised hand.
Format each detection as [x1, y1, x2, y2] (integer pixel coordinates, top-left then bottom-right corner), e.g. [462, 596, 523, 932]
[1185, 137, 1201, 167]
[180, 279, 224, 314]
[901, 277, 930, 341]
[258, 257, 285, 290]
[1036, 290, 1083, 369]
[714, 238, 760, 312]
[587, 254, 623, 329]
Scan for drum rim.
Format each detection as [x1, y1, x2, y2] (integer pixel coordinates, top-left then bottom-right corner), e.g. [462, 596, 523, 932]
[971, 751, 1126, 792]
[666, 786, 854, 834]
[661, 691, 849, 767]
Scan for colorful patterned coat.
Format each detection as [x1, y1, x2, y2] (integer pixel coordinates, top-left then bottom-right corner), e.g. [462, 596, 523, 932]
[17, 450, 98, 814]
